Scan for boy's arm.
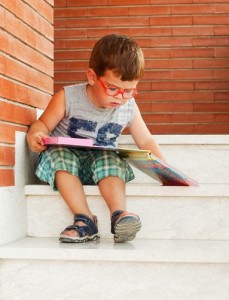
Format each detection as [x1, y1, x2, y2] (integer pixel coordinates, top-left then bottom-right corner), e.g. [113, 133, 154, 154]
[27, 89, 66, 153]
[128, 103, 166, 161]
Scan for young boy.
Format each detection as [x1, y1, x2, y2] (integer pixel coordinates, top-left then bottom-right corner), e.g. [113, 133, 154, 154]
[27, 34, 165, 243]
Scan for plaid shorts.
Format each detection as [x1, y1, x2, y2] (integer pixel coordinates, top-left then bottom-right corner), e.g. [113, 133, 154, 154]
[36, 146, 135, 191]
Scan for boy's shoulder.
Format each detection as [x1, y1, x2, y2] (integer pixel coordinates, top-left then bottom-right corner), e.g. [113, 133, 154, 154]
[64, 82, 87, 92]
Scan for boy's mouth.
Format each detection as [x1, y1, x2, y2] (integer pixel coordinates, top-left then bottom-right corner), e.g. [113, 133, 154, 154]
[110, 102, 120, 107]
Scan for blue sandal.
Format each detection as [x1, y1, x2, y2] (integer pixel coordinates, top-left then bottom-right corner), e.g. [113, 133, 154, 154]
[59, 214, 100, 243]
[111, 210, 141, 243]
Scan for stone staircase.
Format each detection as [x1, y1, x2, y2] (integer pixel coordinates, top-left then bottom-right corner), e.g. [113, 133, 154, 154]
[1, 135, 229, 300]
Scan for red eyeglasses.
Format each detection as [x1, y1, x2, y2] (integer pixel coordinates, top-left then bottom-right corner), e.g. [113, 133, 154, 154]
[98, 78, 138, 99]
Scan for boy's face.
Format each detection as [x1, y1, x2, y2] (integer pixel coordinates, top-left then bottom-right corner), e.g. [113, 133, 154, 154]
[87, 69, 139, 109]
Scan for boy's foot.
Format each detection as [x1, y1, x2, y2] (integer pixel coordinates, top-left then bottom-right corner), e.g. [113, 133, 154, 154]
[59, 214, 100, 243]
[111, 210, 141, 243]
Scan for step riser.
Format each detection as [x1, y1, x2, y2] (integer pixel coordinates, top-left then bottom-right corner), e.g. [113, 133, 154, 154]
[1, 259, 229, 300]
[27, 194, 229, 240]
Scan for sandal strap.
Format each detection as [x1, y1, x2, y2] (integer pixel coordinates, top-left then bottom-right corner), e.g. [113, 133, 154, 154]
[63, 224, 90, 238]
[111, 210, 125, 234]
[73, 214, 98, 235]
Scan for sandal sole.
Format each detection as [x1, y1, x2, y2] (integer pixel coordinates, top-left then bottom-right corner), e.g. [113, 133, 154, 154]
[59, 233, 100, 243]
[114, 215, 141, 243]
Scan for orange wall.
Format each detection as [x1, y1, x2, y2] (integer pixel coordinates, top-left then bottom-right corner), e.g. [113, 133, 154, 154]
[54, 0, 229, 134]
[0, 0, 54, 186]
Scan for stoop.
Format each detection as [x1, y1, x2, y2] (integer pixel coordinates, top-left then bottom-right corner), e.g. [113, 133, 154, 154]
[0, 135, 229, 300]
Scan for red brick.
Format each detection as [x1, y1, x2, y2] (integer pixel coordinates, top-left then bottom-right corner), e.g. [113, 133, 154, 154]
[54, 50, 91, 61]
[194, 102, 229, 112]
[0, 169, 14, 186]
[173, 113, 214, 123]
[136, 82, 152, 91]
[114, 0, 152, 4]
[171, 70, 214, 80]
[55, 28, 87, 39]
[24, 0, 53, 22]
[0, 30, 53, 76]
[54, 71, 87, 82]
[172, 27, 214, 36]
[214, 70, 229, 80]
[0, 123, 27, 144]
[214, 114, 229, 122]
[215, 48, 229, 58]
[214, 4, 229, 14]
[143, 70, 170, 80]
[47, 0, 54, 5]
[171, 4, 214, 14]
[152, 0, 192, 3]
[195, 81, 229, 90]
[143, 49, 171, 58]
[151, 81, 194, 91]
[195, 0, 229, 3]
[143, 113, 215, 124]
[214, 92, 229, 101]
[193, 58, 229, 69]
[148, 124, 194, 134]
[1, 54, 53, 94]
[146, 59, 192, 69]
[171, 48, 214, 58]
[142, 113, 173, 123]
[67, 0, 107, 5]
[193, 124, 229, 134]
[0, 146, 15, 166]
[0, 101, 37, 125]
[193, 16, 229, 25]
[0, 78, 50, 109]
[193, 37, 229, 47]
[138, 102, 193, 113]
[215, 26, 229, 36]
[150, 16, 192, 26]
[55, 0, 66, 6]
[2, 0, 53, 41]
[136, 91, 214, 102]
[150, 37, 193, 47]
[129, 6, 171, 16]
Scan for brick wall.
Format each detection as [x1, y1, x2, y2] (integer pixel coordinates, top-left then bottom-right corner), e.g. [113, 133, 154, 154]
[0, 0, 54, 186]
[54, 0, 229, 134]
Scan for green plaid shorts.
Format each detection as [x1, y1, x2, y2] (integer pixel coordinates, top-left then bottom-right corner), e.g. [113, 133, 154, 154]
[36, 146, 135, 191]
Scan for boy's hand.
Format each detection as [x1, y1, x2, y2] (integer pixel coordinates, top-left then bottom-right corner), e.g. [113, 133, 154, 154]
[27, 131, 48, 153]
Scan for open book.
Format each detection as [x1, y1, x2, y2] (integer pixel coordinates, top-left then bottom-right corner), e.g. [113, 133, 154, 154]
[42, 136, 198, 186]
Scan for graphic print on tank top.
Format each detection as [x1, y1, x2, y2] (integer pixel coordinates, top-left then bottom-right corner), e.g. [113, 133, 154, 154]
[67, 117, 122, 147]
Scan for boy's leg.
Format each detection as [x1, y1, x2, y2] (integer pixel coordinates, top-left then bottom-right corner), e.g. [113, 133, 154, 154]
[55, 170, 94, 237]
[98, 176, 126, 215]
[98, 176, 141, 242]
[36, 147, 99, 242]
[55, 170, 93, 217]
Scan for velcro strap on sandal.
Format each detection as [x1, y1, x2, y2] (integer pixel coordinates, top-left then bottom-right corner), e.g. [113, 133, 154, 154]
[73, 214, 98, 235]
[64, 224, 89, 238]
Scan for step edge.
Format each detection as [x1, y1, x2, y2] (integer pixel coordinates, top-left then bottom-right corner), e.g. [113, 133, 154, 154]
[1, 237, 229, 264]
[25, 184, 229, 197]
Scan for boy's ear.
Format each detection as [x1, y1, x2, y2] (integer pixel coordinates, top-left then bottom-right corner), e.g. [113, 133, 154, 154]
[86, 68, 97, 85]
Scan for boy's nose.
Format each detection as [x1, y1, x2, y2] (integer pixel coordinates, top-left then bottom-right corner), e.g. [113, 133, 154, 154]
[114, 92, 124, 99]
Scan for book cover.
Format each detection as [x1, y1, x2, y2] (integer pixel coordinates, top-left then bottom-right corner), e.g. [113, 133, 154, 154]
[42, 136, 198, 186]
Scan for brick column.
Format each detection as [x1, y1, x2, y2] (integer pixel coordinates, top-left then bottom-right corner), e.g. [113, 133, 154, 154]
[0, 0, 54, 186]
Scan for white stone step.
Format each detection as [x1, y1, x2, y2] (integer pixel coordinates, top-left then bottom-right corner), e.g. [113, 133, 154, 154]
[1, 237, 229, 300]
[25, 183, 229, 240]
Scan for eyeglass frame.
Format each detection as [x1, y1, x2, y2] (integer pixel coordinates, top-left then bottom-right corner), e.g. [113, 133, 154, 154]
[98, 77, 138, 99]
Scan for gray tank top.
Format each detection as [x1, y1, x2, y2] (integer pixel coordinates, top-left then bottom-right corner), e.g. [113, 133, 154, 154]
[51, 83, 136, 147]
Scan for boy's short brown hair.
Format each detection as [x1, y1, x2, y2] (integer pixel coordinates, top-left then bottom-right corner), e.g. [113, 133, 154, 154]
[89, 34, 144, 81]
